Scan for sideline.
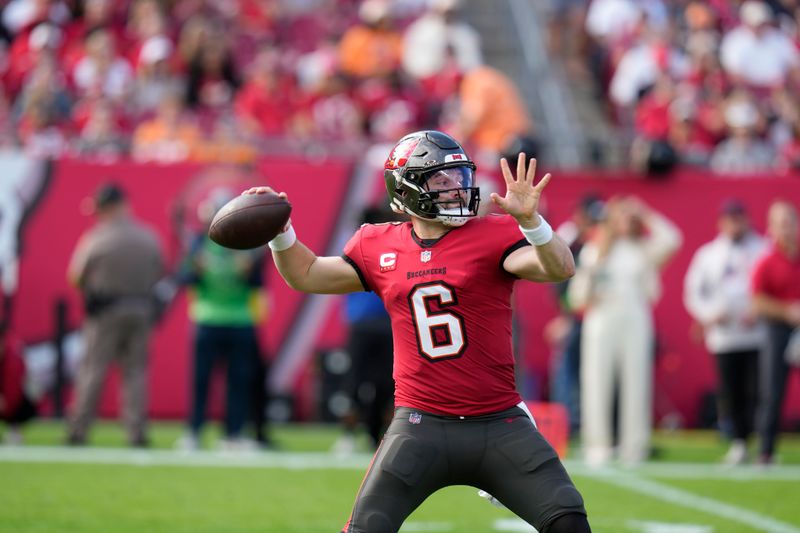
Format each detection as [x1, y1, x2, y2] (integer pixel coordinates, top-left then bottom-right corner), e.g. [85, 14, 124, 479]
[2, 446, 800, 481]
[0, 446, 374, 470]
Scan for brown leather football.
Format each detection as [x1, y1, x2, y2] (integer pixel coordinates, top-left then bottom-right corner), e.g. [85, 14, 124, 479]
[208, 192, 291, 250]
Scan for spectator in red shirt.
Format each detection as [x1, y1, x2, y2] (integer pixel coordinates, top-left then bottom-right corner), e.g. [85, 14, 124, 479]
[632, 76, 673, 141]
[295, 71, 364, 140]
[235, 0, 280, 39]
[71, 27, 134, 103]
[353, 74, 423, 140]
[629, 76, 681, 174]
[669, 92, 725, 167]
[5, 22, 63, 98]
[751, 200, 800, 464]
[234, 45, 292, 138]
[61, 0, 126, 74]
[124, 0, 173, 71]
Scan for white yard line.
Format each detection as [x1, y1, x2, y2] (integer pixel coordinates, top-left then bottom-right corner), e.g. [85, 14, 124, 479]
[491, 518, 714, 533]
[561, 460, 800, 482]
[2, 447, 800, 483]
[627, 520, 712, 533]
[492, 518, 537, 532]
[582, 468, 800, 533]
[0, 446, 373, 470]
[399, 522, 454, 532]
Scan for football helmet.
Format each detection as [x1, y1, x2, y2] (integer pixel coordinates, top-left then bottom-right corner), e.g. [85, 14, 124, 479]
[384, 130, 480, 226]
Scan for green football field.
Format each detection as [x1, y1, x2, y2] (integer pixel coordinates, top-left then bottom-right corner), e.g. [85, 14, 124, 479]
[1, 421, 799, 533]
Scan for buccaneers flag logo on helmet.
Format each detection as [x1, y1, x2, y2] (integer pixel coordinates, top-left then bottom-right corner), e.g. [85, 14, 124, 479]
[383, 131, 480, 227]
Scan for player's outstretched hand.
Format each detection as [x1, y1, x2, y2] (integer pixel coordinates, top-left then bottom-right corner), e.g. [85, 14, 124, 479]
[243, 186, 289, 201]
[490, 153, 550, 229]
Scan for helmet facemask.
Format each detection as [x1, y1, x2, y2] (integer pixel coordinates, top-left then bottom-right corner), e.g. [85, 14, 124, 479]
[388, 165, 480, 226]
[421, 166, 480, 226]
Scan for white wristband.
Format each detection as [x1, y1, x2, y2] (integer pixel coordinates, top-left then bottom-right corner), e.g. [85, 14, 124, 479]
[519, 216, 553, 246]
[268, 224, 297, 252]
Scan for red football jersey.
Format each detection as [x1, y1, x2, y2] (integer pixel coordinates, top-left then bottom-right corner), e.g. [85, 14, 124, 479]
[751, 244, 800, 302]
[343, 214, 529, 416]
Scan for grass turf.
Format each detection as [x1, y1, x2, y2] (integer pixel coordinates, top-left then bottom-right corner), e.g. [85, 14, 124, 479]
[1, 421, 799, 533]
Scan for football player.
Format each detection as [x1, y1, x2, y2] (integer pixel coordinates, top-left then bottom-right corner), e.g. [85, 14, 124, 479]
[246, 131, 590, 533]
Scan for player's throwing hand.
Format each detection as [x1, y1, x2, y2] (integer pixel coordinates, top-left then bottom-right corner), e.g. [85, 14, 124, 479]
[243, 186, 288, 200]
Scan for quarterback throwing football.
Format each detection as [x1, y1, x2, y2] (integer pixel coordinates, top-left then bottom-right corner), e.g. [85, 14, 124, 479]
[246, 131, 590, 533]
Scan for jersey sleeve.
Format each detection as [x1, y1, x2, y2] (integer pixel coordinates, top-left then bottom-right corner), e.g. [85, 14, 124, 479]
[486, 215, 530, 274]
[342, 225, 372, 292]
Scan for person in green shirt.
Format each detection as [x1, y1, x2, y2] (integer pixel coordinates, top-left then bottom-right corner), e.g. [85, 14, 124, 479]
[177, 225, 268, 450]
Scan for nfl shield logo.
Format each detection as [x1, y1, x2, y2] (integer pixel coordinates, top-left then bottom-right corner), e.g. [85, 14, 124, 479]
[409, 412, 422, 424]
[420, 250, 432, 263]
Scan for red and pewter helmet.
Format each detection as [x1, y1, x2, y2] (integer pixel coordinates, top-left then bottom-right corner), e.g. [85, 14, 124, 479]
[384, 130, 480, 227]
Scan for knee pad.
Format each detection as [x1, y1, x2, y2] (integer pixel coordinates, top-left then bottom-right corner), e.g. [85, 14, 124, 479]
[341, 511, 396, 533]
[544, 512, 591, 533]
[364, 511, 396, 533]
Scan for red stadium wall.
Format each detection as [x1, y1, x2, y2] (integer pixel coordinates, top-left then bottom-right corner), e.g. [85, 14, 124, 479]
[13, 156, 354, 420]
[10, 157, 800, 428]
[516, 169, 800, 429]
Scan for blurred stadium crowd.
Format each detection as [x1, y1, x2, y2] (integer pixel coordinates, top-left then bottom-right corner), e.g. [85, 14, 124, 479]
[553, 0, 800, 173]
[0, 0, 495, 163]
[1, 0, 798, 173]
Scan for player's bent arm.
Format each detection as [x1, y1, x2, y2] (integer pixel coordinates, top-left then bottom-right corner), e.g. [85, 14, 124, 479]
[272, 240, 364, 294]
[503, 233, 575, 283]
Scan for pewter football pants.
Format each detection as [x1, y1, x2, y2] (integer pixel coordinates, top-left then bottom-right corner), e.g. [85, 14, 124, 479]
[341, 405, 586, 533]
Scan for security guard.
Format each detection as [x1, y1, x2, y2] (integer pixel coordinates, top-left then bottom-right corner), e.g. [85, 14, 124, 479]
[66, 183, 164, 447]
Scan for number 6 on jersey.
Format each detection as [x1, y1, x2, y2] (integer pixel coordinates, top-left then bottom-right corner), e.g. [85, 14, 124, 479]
[408, 282, 467, 361]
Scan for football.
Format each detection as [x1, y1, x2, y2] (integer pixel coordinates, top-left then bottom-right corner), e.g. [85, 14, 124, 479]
[208, 191, 292, 250]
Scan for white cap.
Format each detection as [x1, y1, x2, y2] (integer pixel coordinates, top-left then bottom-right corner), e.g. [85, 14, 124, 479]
[430, 0, 460, 11]
[740, 1, 772, 27]
[29, 23, 62, 50]
[725, 100, 759, 129]
[359, 0, 390, 23]
[139, 36, 173, 65]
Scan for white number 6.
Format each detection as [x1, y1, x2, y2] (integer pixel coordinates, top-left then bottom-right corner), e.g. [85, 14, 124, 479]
[408, 282, 466, 361]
